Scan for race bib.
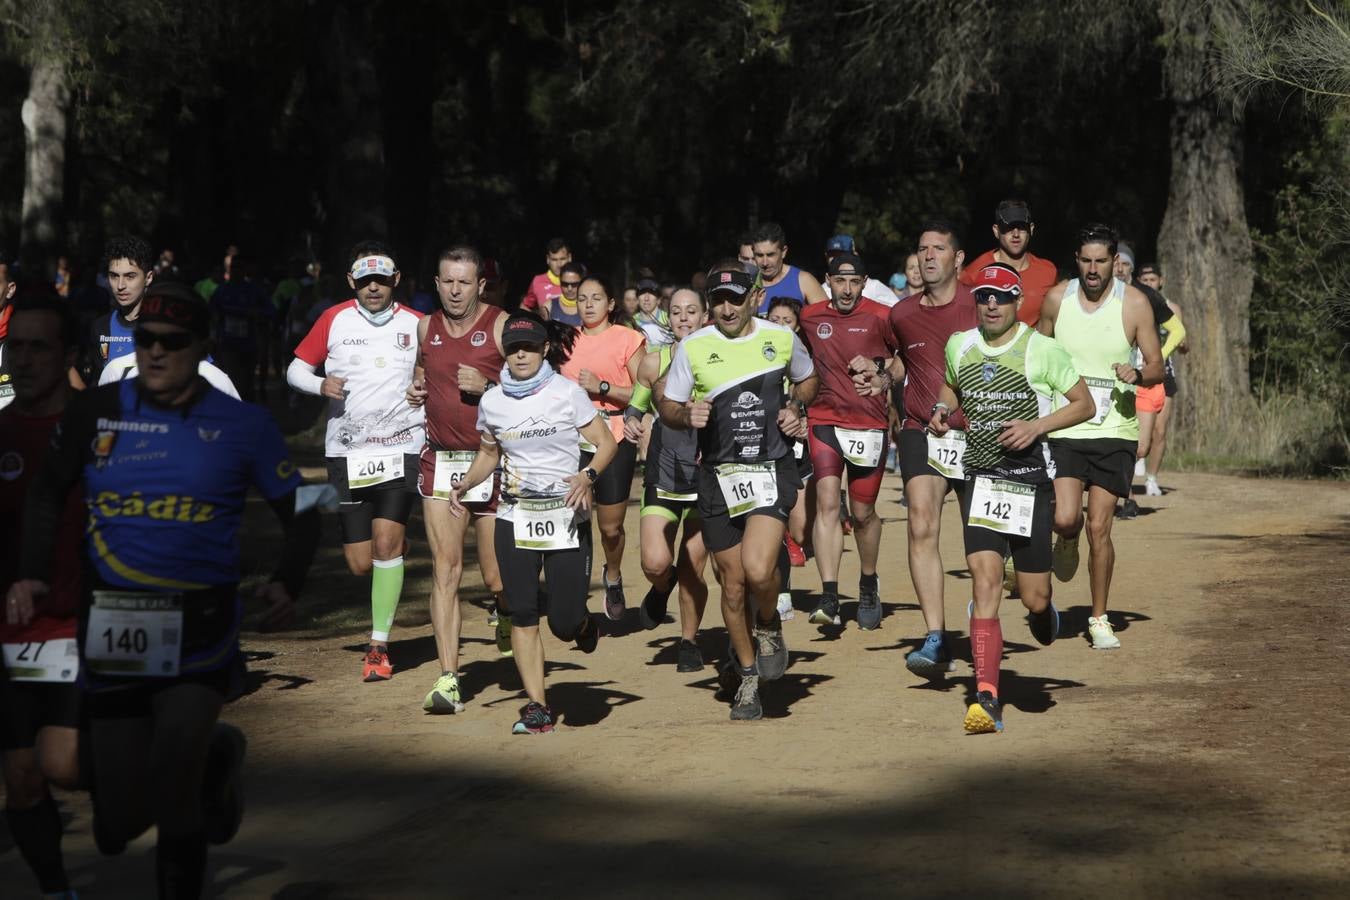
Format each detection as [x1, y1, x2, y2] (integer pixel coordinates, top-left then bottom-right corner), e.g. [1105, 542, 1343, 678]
[1083, 376, 1115, 425]
[433, 450, 491, 503]
[968, 477, 1036, 537]
[926, 429, 966, 479]
[3, 638, 79, 683]
[836, 427, 884, 467]
[347, 453, 403, 489]
[513, 498, 579, 551]
[716, 462, 779, 517]
[86, 591, 183, 678]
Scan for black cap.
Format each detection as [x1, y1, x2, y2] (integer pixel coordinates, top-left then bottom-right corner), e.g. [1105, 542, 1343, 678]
[706, 268, 757, 298]
[995, 202, 1032, 227]
[826, 252, 867, 278]
[139, 280, 211, 338]
[635, 277, 660, 295]
[502, 315, 550, 349]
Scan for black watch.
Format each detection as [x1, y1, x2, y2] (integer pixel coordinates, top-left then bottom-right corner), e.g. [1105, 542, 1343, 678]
[1133, 367, 1144, 385]
[598, 380, 611, 396]
[873, 356, 887, 374]
[583, 467, 599, 483]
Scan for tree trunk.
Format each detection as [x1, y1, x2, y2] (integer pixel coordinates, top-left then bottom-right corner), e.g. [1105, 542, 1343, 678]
[20, 57, 69, 270]
[1156, 0, 1253, 446]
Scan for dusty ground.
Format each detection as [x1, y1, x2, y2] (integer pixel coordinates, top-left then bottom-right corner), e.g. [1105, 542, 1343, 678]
[2, 469, 1347, 898]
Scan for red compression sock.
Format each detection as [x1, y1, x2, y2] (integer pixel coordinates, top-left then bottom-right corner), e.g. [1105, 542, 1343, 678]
[970, 616, 1003, 697]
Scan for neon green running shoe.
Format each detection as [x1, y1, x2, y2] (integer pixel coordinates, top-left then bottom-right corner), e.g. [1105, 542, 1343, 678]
[423, 672, 465, 714]
[496, 613, 513, 657]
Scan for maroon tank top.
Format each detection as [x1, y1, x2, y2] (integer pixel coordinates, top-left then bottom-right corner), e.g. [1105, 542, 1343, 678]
[424, 305, 506, 450]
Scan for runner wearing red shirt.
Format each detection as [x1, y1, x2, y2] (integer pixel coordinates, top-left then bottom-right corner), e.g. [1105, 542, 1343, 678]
[799, 254, 900, 630]
[520, 237, 571, 312]
[889, 220, 979, 676]
[959, 199, 1060, 326]
[0, 297, 83, 896]
[406, 246, 508, 714]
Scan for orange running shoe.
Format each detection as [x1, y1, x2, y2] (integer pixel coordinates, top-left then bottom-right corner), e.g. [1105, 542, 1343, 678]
[785, 536, 807, 567]
[362, 646, 392, 682]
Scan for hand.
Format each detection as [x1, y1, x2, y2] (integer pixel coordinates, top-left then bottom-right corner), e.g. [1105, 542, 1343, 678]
[457, 364, 489, 395]
[847, 354, 874, 376]
[5, 580, 47, 626]
[254, 581, 296, 632]
[687, 400, 711, 429]
[623, 415, 645, 444]
[565, 472, 594, 512]
[320, 375, 348, 400]
[998, 419, 1043, 451]
[1112, 363, 1139, 384]
[576, 369, 601, 394]
[777, 406, 807, 438]
[447, 485, 468, 519]
[928, 409, 950, 436]
[406, 377, 428, 407]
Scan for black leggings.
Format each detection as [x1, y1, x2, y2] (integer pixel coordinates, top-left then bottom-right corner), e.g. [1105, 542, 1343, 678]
[582, 440, 637, 506]
[494, 516, 593, 640]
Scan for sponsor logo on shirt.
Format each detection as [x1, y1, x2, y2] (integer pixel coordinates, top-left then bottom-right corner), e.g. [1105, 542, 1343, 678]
[982, 363, 998, 382]
[276, 460, 296, 479]
[816, 323, 833, 339]
[707, 352, 723, 363]
[762, 343, 777, 361]
[198, 427, 221, 442]
[341, 338, 370, 346]
[0, 450, 22, 481]
[93, 491, 217, 522]
[470, 331, 487, 347]
[96, 418, 170, 434]
[733, 391, 759, 410]
[430, 334, 443, 347]
[396, 332, 412, 350]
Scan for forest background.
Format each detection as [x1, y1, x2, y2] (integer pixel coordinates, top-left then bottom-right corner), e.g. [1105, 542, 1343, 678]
[1, 0, 1346, 472]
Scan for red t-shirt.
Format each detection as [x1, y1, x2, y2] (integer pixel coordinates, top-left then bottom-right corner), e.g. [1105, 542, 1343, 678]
[0, 407, 81, 643]
[423, 306, 506, 450]
[522, 272, 561, 311]
[888, 286, 979, 431]
[960, 250, 1059, 326]
[799, 298, 895, 430]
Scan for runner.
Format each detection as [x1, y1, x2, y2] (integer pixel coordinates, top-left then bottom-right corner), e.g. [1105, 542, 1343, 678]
[1038, 224, 1164, 650]
[405, 246, 508, 714]
[0, 250, 16, 411]
[287, 241, 426, 681]
[520, 237, 570, 313]
[799, 253, 901, 629]
[210, 255, 272, 402]
[929, 262, 1095, 733]
[449, 314, 615, 734]
[659, 262, 819, 720]
[1, 296, 83, 897]
[764, 297, 814, 618]
[559, 276, 646, 620]
[1136, 262, 1185, 496]
[889, 220, 979, 676]
[11, 281, 312, 898]
[623, 288, 711, 671]
[1113, 248, 1187, 511]
[542, 261, 586, 326]
[751, 222, 828, 313]
[82, 235, 156, 386]
[959, 199, 1059, 326]
[821, 235, 902, 307]
[633, 277, 674, 348]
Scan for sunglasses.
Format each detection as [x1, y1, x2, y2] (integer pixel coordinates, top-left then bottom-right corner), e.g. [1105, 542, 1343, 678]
[134, 328, 196, 351]
[997, 222, 1031, 233]
[975, 291, 1019, 306]
[561, 281, 582, 289]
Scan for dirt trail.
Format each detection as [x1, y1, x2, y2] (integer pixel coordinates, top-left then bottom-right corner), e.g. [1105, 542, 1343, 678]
[3, 471, 1348, 898]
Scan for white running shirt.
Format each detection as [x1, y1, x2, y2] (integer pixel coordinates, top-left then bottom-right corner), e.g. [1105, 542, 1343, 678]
[293, 299, 426, 457]
[475, 373, 597, 522]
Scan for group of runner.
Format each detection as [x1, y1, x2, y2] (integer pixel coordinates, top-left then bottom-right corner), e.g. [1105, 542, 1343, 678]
[0, 200, 1186, 894]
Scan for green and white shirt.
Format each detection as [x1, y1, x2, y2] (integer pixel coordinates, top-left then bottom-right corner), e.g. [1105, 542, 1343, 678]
[944, 323, 1081, 484]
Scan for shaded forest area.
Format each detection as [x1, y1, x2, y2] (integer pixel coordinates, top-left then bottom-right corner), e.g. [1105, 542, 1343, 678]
[1, 0, 1346, 469]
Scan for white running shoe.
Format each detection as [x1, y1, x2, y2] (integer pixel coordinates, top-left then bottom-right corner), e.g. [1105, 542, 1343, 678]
[1144, 478, 1162, 497]
[1087, 615, 1121, 650]
[776, 592, 795, 621]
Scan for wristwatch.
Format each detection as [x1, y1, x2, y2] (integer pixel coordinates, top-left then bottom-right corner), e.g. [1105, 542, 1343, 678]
[1132, 368, 1144, 384]
[931, 401, 950, 418]
[583, 467, 599, 483]
[872, 357, 887, 374]
[599, 380, 611, 396]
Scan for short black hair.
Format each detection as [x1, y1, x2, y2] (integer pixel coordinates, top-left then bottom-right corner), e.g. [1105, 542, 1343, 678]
[103, 235, 155, 274]
[437, 245, 484, 280]
[750, 222, 787, 248]
[916, 218, 963, 253]
[737, 232, 754, 247]
[560, 261, 587, 279]
[348, 240, 397, 268]
[1077, 223, 1119, 256]
[545, 237, 570, 255]
[765, 295, 802, 325]
[11, 295, 79, 349]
